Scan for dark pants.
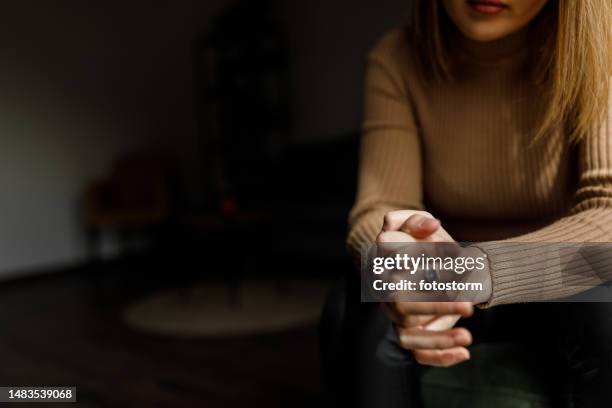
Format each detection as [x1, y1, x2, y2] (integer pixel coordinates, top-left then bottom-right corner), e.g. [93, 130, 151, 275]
[320, 276, 612, 407]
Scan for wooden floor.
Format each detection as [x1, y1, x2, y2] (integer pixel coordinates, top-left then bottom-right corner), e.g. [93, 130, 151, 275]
[0, 258, 323, 407]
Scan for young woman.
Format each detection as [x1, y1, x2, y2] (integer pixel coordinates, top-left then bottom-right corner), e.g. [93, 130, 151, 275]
[347, 0, 612, 405]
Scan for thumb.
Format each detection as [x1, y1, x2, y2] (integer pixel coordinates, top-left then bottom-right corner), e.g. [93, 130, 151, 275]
[399, 214, 440, 239]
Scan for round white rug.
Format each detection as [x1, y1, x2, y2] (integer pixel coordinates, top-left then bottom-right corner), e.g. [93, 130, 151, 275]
[123, 278, 329, 338]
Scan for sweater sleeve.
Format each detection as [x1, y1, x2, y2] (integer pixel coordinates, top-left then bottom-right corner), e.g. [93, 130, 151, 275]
[475, 91, 612, 306]
[346, 32, 424, 260]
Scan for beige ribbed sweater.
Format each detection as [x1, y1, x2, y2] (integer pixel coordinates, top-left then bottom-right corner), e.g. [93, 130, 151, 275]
[347, 28, 612, 306]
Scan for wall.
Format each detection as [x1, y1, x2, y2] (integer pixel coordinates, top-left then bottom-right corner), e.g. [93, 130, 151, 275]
[282, 0, 408, 142]
[0, 0, 233, 277]
[0, 0, 407, 278]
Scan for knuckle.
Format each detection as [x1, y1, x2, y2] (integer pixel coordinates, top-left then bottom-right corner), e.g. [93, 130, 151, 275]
[440, 359, 453, 368]
[382, 212, 396, 228]
[377, 232, 390, 243]
[398, 335, 412, 350]
[455, 302, 472, 316]
[405, 315, 422, 327]
[434, 336, 453, 349]
[413, 353, 426, 365]
[383, 211, 406, 229]
[432, 303, 450, 315]
[378, 231, 411, 244]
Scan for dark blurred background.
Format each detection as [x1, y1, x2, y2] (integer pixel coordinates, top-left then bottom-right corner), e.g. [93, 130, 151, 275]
[0, 1, 407, 406]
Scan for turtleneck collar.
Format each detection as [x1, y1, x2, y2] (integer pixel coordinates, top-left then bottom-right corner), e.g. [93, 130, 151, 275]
[447, 24, 531, 73]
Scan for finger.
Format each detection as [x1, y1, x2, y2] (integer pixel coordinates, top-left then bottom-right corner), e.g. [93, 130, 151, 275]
[376, 231, 416, 257]
[382, 210, 432, 231]
[397, 327, 472, 350]
[381, 303, 436, 327]
[413, 347, 471, 367]
[424, 314, 462, 331]
[377, 230, 416, 244]
[399, 215, 440, 239]
[395, 301, 474, 317]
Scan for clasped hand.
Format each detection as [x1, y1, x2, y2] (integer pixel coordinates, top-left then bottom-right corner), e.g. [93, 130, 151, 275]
[377, 210, 491, 367]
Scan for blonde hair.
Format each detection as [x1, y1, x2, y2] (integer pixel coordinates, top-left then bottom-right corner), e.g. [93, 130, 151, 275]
[410, 0, 612, 141]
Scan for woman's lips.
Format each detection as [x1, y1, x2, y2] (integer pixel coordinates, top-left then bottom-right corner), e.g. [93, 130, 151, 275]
[467, 0, 508, 15]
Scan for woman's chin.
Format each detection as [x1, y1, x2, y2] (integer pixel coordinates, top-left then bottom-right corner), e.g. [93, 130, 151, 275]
[455, 23, 516, 42]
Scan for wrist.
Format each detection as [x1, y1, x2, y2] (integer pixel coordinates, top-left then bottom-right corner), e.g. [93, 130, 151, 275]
[459, 246, 492, 305]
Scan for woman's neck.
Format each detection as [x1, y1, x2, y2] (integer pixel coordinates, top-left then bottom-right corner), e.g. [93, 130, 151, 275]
[456, 27, 529, 63]
[446, 24, 532, 76]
